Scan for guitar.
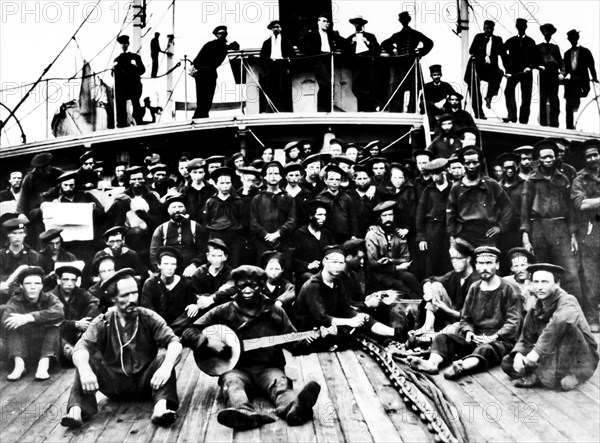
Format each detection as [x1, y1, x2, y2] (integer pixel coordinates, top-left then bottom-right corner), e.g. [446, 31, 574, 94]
[194, 324, 338, 376]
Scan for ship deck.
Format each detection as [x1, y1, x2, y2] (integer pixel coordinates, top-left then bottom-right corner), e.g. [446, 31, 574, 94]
[0, 345, 598, 443]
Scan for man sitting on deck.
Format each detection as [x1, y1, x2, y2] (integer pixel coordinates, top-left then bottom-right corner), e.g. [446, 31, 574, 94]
[502, 264, 599, 391]
[182, 265, 322, 430]
[61, 268, 182, 428]
[408, 246, 522, 379]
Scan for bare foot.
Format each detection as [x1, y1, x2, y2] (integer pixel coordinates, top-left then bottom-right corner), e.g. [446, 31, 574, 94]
[35, 358, 50, 380]
[408, 356, 439, 374]
[7, 360, 26, 381]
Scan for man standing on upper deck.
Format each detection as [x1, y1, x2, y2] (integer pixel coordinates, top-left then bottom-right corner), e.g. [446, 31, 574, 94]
[564, 29, 598, 130]
[299, 15, 345, 112]
[381, 11, 434, 113]
[192, 26, 240, 119]
[536, 23, 564, 128]
[503, 18, 537, 124]
[113, 35, 145, 127]
[464, 20, 506, 119]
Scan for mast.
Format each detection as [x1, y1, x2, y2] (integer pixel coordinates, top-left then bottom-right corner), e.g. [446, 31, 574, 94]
[458, 0, 470, 79]
[165, 0, 176, 119]
[131, 0, 145, 53]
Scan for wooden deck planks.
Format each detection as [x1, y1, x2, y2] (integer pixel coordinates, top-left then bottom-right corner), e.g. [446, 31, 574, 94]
[317, 351, 374, 443]
[297, 352, 345, 443]
[353, 350, 432, 443]
[337, 350, 407, 442]
[486, 367, 598, 442]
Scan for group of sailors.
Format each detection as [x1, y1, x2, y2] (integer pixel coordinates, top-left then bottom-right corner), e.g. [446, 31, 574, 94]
[0, 126, 599, 430]
[113, 12, 598, 128]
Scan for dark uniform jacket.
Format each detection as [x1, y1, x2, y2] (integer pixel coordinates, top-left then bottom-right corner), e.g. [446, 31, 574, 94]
[299, 29, 345, 55]
[571, 167, 600, 226]
[292, 225, 335, 277]
[504, 34, 538, 74]
[50, 285, 100, 340]
[381, 27, 433, 56]
[204, 195, 245, 232]
[17, 167, 64, 221]
[182, 182, 216, 224]
[190, 263, 235, 306]
[344, 31, 381, 56]
[416, 181, 451, 243]
[250, 190, 296, 242]
[260, 35, 296, 58]
[1, 290, 64, 326]
[39, 246, 78, 275]
[468, 33, 506, 67]
[141, 275, 196, 325]
[317, 189, 359, 238]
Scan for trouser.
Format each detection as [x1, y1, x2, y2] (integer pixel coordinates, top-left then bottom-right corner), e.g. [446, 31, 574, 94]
[67, 353, 179, 418]
[505, 71, 532, 123]
[457, 222, 498, 248]
[368, 271, 422, 299]
[151, 56, 159, 78]
[501, 322, 599, 389]
[564, 79, 590, 129]
[539, 71, 560, 127]
[432, 333, 512, 370]
[115, 86, 143, 128]
[125, 227, 151, 265]
[578, 222, 600, 323]
[468, 62, 504, 119]
[497, 220, 522, 275]
[193, 69, 218, 118]
[6, 323, 59, 364]
[313, 56, 332, 112]
[423, 222, 451, 277]
[351, 57, 380, 112]
[219, 367, 296, 417]
[529, 219, 589, 318]
[259, 61, 293, 113]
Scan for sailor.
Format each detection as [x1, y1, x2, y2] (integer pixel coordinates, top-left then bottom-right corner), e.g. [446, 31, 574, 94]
[2, 266, 64, 381]
[421, 64, 456, 127]
[503, 19, 537, 124]
[536, 23, 564, 127]
[502, 264, 599, 390]
[183, 265, 322, 429]
[61, 268, 182, 428]
[0, 170, 23, 202]
[191, 26, 240, 119]
[464, 20, 506, 119]
[563, 29, 598, 129]
[409, 246, 521, 380]
[381, 11, 434, 113]
[113, 35, 145, 127]
[344, 15, 382, 112]
[259, 20, 296, 113]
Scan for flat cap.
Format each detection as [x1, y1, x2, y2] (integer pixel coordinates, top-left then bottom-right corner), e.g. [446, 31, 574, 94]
[539, 23, 556, 35]
[92, 252, 115, 273]
[423, 157, 448, 172]
[353, 164, 372, 176]
[149, 163, 168, 173]
[507, 247, 535, 263]
[164, 193, 186, 208]
[302, 153, 329, 167]
[496, 152, 520, 165]
[261, 161, 284, 176]
[322, 245, 346, 258]
[533, 139, 559, 158]
[284, 163, 304, 175]
[413, 149, 434, 160]
[100, 267, 137, 291]
[55, 261, 85, 278]
[213, 25, 228, 36]
[39, 228, 63, 242]
[474, 246, 501, 259]
[581, 139, 600, 154]
[429, 64, 442, 73]
[437, 113, 454, 123]
[454, 238, 474, 258]
[207, 238, 230, 255]
[527, 263, 565, 277]
[102, 226, 127, 239]
[364, 140, 381, 151]
[116, 35, 130, 44]
[56, 170, 78, 183]
[186, 158, 205, 171]
[210, 167, 235, 182]
[230, 265, 266, 282]
[566, 29, 579, 39]
[79, 151, 95, 163]
[332, 155, 356, 166]
[125, 165, 146, 176]
[513, 145, 534, 155]
[2, 216, 29, 231]
[483, 20, 496, 28]
[205, 155, 226, 165]
[156, 246, 182, 264]
[343, 238, 366, 253]
[16, 266, 45, 284]
[259, 250, 285, 268]
[31, 153, 53, 167]
[267, 20, 281, 30]
[284, 141, 300, 152]
[238, 166, 262, 177]
[323, 164, 346, 178]
[305, 199, 331, 213]
[373, 200, 396, 213]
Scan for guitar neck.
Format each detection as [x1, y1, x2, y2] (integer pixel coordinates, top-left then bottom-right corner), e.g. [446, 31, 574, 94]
[242, 330, 318, 352]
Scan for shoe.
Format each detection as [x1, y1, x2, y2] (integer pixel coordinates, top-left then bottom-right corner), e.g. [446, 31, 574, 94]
[560, 375, 579, 391]
[513, 374, 540, 388]
[217, 406, 275, 430]
[286, 381, 321, 426]
[443, 360, 471, 380]
[151, 410, 177, 426]
[61, 414, 83, 428]
[485, 97, 492, 109]
[589, 322, 599, 333]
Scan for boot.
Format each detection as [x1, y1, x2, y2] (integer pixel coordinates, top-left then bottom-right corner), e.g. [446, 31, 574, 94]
[285, 381, 321, 426]
[217, 405, 275, 430]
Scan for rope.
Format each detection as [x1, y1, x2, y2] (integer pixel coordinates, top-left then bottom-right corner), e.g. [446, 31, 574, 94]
[380, 58, 418, 112]
[241, 57, 279, 113]
[248, 128, 266, 148]
[381, 129, 412, 151]
[156, 66, 185, 123]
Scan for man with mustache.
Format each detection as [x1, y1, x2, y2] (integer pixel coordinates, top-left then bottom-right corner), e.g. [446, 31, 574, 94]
[61, 268, 182, 428]
[183, 265, 321, 429]
[571, 140, 600, 332]
[0, 170, 23, 202]
[447, 146, 513, 248]
[365, 200, 421, 299]
[149, 194, 205, 277]
[409, 246, 521, 380]
[502, 264, 598, 390]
